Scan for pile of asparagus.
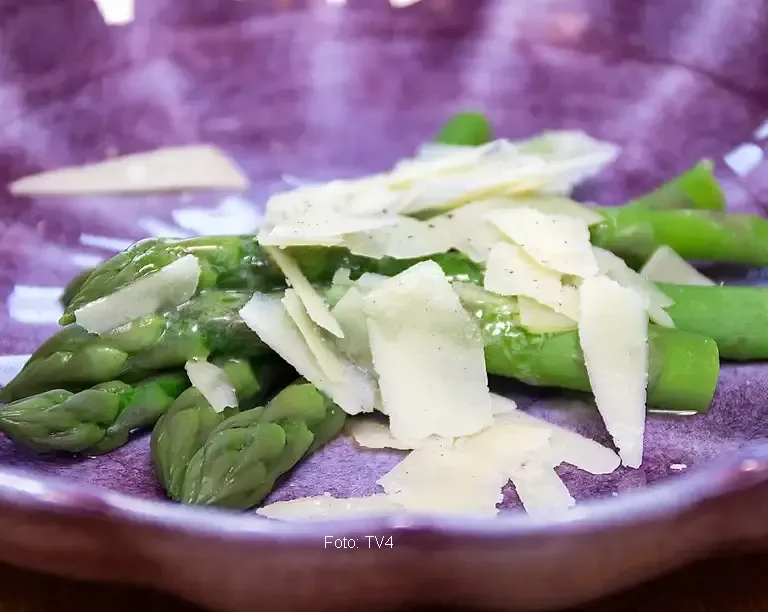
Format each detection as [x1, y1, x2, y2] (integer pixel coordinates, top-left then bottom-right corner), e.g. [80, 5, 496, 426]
[2, 112, 768, 511]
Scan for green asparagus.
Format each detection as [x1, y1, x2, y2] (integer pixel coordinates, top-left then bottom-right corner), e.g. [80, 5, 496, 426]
[591, 207, 768, 268]
[624, 161, 725, 212]
[434, 111, 494, 146]
[455, 284, 720, 413]
[0, 290, 270, 402]
[60, 268, 95, 308]
[0, 373, 187, 454]
[151, 358, 285, 497]
[178, 381, 345, 509]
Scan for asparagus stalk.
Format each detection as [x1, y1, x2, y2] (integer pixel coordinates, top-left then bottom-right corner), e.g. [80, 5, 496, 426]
[178, 381, 345, 509]
[434, 111, 494, 146]
[455, 284, 721, 413]
[625, 161, 725, 212]
[0, 290, 270, 402]
[659, 283, 768, 361]
[591, 207, 768, 267]
[60, 268, 95, 308]
[151, 358, 286, 497]
[0, 373, 187, 454]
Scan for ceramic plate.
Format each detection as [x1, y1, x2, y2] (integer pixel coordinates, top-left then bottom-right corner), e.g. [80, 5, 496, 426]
[1, 1, 768, 610]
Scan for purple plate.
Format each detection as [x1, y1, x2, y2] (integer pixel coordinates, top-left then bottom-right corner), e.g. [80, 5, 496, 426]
[1, 1, 768, 610]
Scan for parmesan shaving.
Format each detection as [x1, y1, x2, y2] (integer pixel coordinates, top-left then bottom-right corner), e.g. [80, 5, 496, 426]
[593, 246, 675, 327]
[331, 286, 374, 369]
[265, 246, 344, 338]
[261, 212, 398, 248]
[239, 293, 376, 415]
[10, 145, 249, 195]
[74, 254, 200, 334]
[488, 207, 598, 277]
[518, 296, 577, 333]
[640, 246, 715, 286]
[378, 446, 505, 516]
[346, 418, 435, 450]
[509, 464, 576, 517]
[282, 289, 344, 382]
[364, 261, 493, 440]
[504, 195, 605, 226]
[257, 494, 402, 521]
[344, 217, 453, 259]
[184, 359, 237, 413]
[579, 276, 648, 468]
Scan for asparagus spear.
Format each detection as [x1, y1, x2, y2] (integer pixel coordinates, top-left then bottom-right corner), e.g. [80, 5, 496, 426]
[624, 160, 725, 212]
[151, 358, 285, 497]
[60, 268, 95, 308]
[0, 373, 187, 454]
[434, 111, 494, 146]
[591, 207, 768, 267]
[455, 284, 720, 413]
[0, 290, 270, 402]
[659, 283, 768, 361]
[178, 381, 345, 509]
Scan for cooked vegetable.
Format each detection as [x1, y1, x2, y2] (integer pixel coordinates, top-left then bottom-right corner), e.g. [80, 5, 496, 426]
[625, 160, 725, 212]
[170, 382, 345, 509]
[0, 373, 188, 454]
[434, 111, 494, 146]
[0, 291, 269, 402]
[640, 246, 715, 286]
[151, 357, 289, 496]
[591, 207, 768, 267]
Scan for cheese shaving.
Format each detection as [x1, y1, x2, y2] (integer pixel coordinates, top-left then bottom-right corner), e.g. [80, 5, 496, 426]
[261, 212, 398, 248]
[578, 276, 648, 468]
[640, 246, 715, 286]
[365, 261, 493, 440]
[239, 292, 376, 415]
[10, 145, 249, 195]
[265, 246, 344, 338]
[184, 359, 237, 413]
[344, 217, 454, 259]
[74, 254, 200, 334]
[346, 418, 436, 450]
[488, 207, 598, 277]
[509, 464, 576, 517]
[517, 296, 577, 333]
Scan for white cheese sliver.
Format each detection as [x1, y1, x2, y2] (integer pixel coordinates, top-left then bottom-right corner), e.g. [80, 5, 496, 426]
[74, 254, 201, 334]
[261, 213, 398, 247]
[504, 195, 605, 226]
[344, 217, 453, 259]
[364, 261, 493, 440]
[282, 289, 344, 382]
[490, 393, 518, 415]
[518, 296, 577, 333]
[331, 286, 374, 369]
[378, 446, 505, 516]
[239, 293, 375, 415]
[500, 410, 620, 474]
[484, 242, 567, 310]
[579, 276, 648, 468]
[640, 246, 715, 286]
[257, 494, 402, 521]
[265, 246, 344, 338]
[346, 418, 435, 450]
[488, 207, 598, 277]
[184, 359, 237, 413]
[509, 464, 575, 517]
[10, 145, 248, 195]
[593, 246, 675, 327]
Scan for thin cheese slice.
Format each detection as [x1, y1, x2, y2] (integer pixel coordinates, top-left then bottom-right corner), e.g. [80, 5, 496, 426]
[346, 418, 435, 450]
[504, 195, 605, 226]
[578, 276, 648, 468]
[431, 199, 509, 262]
[364, 261, 493, 440]
[640, 246, 715, 286]
[239, 293, 376, 415]
[378, 446, 506, 515]
[488, 207, 598, 277]
[261, 212, 398, 248]
[265, 246, 344, 338]
[331, 286, 374, 369]
[184, 359, 237, 412]
[489, 394, 518, 414]
[518, 296, 577, 333]
[282, 289, 344, 381]
[509, 464, 576, 517]
[344, 217, 453, 259]
[74, 254, 200, 334]
[257, 494, 402, 521]
[10, 145, 249, 195]
[593, 247, 675, 327]
[500, 410, 620, 475]
[484, 243, 570, 315]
